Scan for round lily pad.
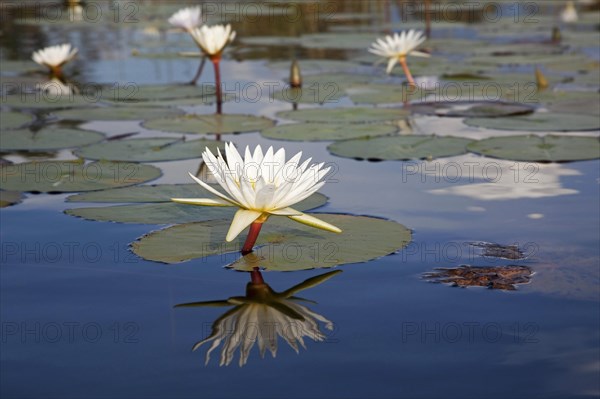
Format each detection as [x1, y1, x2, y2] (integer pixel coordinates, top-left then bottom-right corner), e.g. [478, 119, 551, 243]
[261, 122, 397, 142]
[0, 111, 34, 131]
[409, 101, 535, 117]
[347, 84, 423, 105]
[467, 135, 600, 162]
[99, 84, 217, 103]
[143, 114, 275, 135]
[53, 106, 183, 121]
[131, 213, 412, 269]
[328, 135, 474, 161]
[65, 193, 328, 225]
[0, 191, 25, 208]
[74, 138, 223, 162]
[271, 86, 345, 104]
[0, 161, 161, 193]
[1, 126, 105, 151]
[277, 107, 408, 123]
[1, 94, 98, 109]
[464, 112, 600, 131]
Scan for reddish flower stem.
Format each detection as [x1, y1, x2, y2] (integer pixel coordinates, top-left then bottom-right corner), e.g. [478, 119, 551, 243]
[250, 268, 264, 284]
[424, 0, 432, 39]
[399, 57, 416, 88]
[212, 59, 222, 114]
[241, 222, 263, 255]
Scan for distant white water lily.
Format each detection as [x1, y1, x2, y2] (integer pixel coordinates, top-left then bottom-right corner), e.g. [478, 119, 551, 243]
[168, 6, 202, 32]
[176, 269, 339, 367]
[560, 1, 578, 23]
[172, 143, 341, 253]
[369, 30, 429, 86]
[32, 44, 78, 75]
[190, 24, 236, 57]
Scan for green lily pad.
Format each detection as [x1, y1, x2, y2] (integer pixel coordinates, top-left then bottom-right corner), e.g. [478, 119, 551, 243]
[99, 84, 217, 103]
[409, 101, 535, 117]
[299, 33, 379, 50]
[0, 161, 161, 193]
[1, 127, 105, 151]
[260, 122, 398, 142]
[0, 111, 34, 131]
[143, 114, 275, 135]
[65, 193, 328, 225]
[268, 59, 362, 74]
[74, 138, 223, 162]
[240, 36, 302, 46]
[277, 107, 408, 123]
[53, 106, 183, 121]
[1, 94, 98, 109]
[0, 191, 25, 208]
[464, 112, 600, 131]
[347, 84, 423, 105]
[328, 135, 474, 161]
[467, 135, 600, 162]
[271, 87, 345, 104]
[131, 213, 412, 269]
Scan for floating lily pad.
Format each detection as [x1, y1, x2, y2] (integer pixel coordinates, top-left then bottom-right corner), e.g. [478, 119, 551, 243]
[1, 126, 105, 151]
[0, 161, 161, 193]
[74, 138, 223, 162]
[271, 86, 345, 104]
[131, 213, 412, 269]
[409, 101, 535, 117]
[1, 111, 34, 131]
[277, 107, 408, 123]
[268, 59, 362, 74]
[423, 265, 533, 290]
[347, 84, 422, 105]
[240, 36, 302, 46]
[99, 84, 217, 103]
[469, 242, 526, 260]
[465, 112, 600, 131]
[260, 122, 397, 142]
[299, 33, 378, 50]
[53, 106, 183, 121]
[143, 114, 275, 135]
[0, 191, 25, 207]
[467, 135, 600, 162]
[1, 94, 98, 109]
[328, 135, 474, 161]
[65, 193, 328, 225]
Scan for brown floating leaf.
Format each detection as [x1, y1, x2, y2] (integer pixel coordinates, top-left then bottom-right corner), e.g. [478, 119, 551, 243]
[422, 265, 533, 290]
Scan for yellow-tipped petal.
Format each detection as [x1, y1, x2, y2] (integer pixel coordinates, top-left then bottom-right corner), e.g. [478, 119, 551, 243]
[226, 209, 263, 242]
[288, 213, 342, 234]
[268, 207, 303, 216]
[171, 198, 233, 207]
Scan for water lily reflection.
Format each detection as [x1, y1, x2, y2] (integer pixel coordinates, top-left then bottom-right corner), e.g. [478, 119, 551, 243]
[175, 269, 340, 367]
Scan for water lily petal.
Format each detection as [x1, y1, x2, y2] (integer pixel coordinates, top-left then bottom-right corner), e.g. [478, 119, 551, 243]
[288, 213, 342, 233]
[226, 209, 263, 241]
[171, 197, 233, 207]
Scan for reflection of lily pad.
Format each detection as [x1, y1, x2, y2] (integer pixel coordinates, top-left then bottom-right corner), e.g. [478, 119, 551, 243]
[409, 101, 535, 117]
[74, 138, 223, 162]
[1, 127, 105, 151]
[465, 112, 600, 131]
[328, 135, 474, 161]
[53, 106, 183, 121]
[277, 107, 408, 123]
[261, 122, 397, 142]
[0, 191, 25, 207]
[0, 161, 161, 193]
[143, 114, 275, 135]
[423, 265, 533, 290]
[1, 111, 34, 131]
[132, 213, 412, 269]
[65, 193, 328, 225]
[467, 135, 600, 162]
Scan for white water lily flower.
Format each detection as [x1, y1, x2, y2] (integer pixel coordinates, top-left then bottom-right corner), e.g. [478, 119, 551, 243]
[369, 30, 429, 74]
[32, 44, 78, 69]
[560, 1, 578, 23]
[168, 6, 202, 31]
[189, 24, 236, 57]
[172, 143, 341, 242]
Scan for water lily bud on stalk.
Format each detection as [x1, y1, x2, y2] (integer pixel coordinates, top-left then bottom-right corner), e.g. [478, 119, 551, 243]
[32, 44, 78, 78]
[290, 60, 302, 88]
[551, 27, 562, 43]
[190, 24, 236, 114]
[368, 30, 429, 87]
[535, 67, 549, 90]
[171, 143, 341, 255]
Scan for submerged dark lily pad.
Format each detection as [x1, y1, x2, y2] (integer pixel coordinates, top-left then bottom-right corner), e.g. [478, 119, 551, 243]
[467, 135, 600, 162]
[131, 213, 412, 269]
[328, 135, 474, 161]
[277, 107, 408, 123]
[465, 112, 600, 131]
[143, 114, 275, 135]
[1, 127, 105, 151]
[409, 101, 535, 117]
[64, 193, 328, 225]
[0, 161, 161, 193]
[260, 122, 398, 142]
[74, 138, 223, 162]
[422, 265, 533, 290]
